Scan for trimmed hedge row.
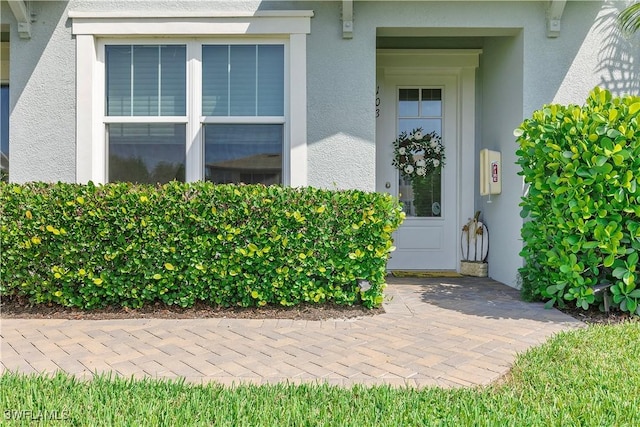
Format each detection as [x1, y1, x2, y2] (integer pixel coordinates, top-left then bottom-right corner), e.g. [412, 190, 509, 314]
[0, 182, 405, 309]
[516, 88, 640, 313]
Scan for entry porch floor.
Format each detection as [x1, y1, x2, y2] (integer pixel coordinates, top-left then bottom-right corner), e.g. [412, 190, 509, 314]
[0, 277, 582, 388]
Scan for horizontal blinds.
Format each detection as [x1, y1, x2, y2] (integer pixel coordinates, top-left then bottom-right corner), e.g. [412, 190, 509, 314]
[106, 45, 186, 117]
[106, 46, 132, 116]
[230, 45, 256, 116]
[257, 45, 284, 116]
[202, 45, 229, 116]
[132, 46, 159, 116]
[161, 45, 187, 116]
[202, 45, 284, 117]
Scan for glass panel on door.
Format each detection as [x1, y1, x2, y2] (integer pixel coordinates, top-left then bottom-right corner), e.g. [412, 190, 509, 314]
[397, 88, 443, 217]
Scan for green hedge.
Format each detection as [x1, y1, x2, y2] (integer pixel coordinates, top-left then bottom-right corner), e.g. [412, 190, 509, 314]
[516, 88, 640, 313]
[0, 182, 404, 309]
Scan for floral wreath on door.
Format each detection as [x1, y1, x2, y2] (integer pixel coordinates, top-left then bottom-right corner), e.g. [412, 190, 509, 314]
[392, 128, 446, 216]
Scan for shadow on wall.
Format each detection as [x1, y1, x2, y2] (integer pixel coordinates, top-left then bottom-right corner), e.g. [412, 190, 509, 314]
[595, 2, 640, 96]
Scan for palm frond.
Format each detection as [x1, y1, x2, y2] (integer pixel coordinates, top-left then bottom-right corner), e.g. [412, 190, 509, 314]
[617, 3, 640, 36]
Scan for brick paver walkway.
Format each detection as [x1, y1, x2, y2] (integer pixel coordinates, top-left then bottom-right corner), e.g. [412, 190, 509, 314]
[1, 277, 582, 388]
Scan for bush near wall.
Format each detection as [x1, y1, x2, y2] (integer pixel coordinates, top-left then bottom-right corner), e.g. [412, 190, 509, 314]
[0, 182, 404, 309]
[516, 88, 640, 313]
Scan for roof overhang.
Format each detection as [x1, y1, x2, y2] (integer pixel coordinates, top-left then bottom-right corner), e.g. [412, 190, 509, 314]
[7, 0, 31, 39]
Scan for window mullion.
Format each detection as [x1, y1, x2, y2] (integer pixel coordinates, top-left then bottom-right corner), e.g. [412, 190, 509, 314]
[130, 46, 134, 116]
[186, 40, 203, 182]
[227, 46, 231, 116]
[255, 45, 258, 116]
[158, 45, 162, 116]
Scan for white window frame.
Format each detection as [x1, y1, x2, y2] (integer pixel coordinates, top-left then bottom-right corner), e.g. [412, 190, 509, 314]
[71, 11, 311, 186]
[101, 41, 189, 184]
[197, 40, 289, 184]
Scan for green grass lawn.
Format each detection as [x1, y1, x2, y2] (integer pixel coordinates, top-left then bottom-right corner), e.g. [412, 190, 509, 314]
[2, 323, 640, 426]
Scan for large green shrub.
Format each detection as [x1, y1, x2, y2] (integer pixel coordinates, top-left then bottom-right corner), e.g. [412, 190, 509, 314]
[0, 182, 404, 309]
[516, 88, 640, 313]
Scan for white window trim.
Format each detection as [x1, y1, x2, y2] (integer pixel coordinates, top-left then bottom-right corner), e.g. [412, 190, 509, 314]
[69, 10, 313, 36]
[73, 12, 310, 187]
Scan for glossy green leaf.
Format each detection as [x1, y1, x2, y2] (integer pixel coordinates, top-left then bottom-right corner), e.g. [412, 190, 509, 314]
[516, 89, 640, 313]
[0, 181, 405, 310]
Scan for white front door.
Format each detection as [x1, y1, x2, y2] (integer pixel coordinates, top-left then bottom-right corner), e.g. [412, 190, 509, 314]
[377, 74, 458, 270]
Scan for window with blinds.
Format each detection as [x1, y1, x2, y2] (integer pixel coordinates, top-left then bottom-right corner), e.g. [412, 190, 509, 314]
[202, 44, 284, 185]
[202, 45, 284, 117]
[105, 44, 187, 184]
[104, 42, 285, 185]
[106, 45, 186, 117]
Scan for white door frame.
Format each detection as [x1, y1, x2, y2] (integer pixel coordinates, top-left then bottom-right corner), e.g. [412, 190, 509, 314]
[376, 49, 480, 271]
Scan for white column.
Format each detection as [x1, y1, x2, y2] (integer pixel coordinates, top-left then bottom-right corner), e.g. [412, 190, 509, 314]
[186, 40, 203, 182]
[76, 35, 95, 183]
[288, 33, 308, 187]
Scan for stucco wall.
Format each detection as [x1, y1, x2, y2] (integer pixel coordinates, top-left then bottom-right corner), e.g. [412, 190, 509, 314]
[526, 1, 639, 110]
[475, 1, 638, 287]
[479, 34, 525, 288]
[519, 1, 636, 116]
[305, 1, 377, 190]
[9, 1, 75, 183]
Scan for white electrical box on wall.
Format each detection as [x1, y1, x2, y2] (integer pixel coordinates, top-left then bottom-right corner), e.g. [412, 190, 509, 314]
[480, 149, 501, 196]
